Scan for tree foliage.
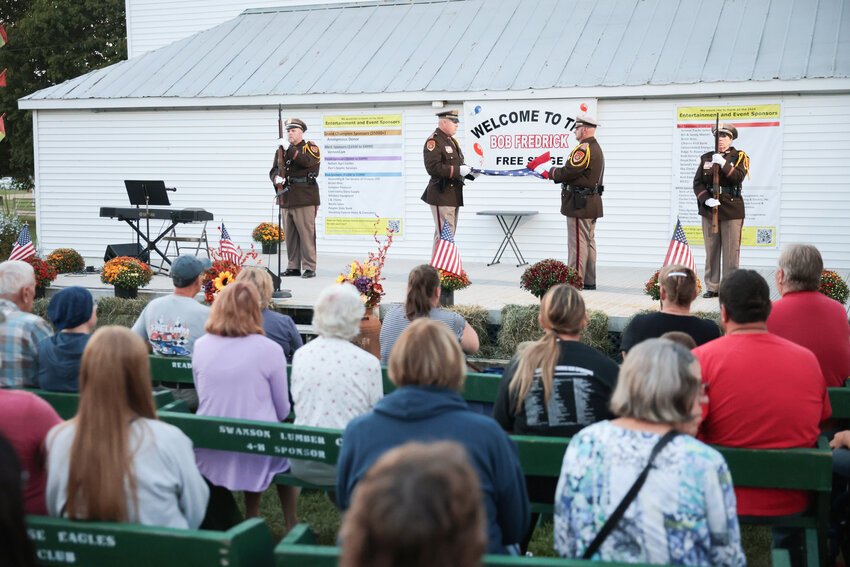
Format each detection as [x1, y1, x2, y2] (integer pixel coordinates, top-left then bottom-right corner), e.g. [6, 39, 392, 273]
[0, 0, 126, 178]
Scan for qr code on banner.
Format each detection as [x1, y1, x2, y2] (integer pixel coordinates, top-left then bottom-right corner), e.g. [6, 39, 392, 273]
[387, 220, 401, 233]
[756, 228, 774, 245]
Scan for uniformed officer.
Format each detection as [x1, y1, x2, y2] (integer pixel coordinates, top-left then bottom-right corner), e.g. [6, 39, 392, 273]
[421, 109, 477, 253]
[693, 122, 749, 297]
[269, 118, 321, 279]
[531, 114, 605, 290]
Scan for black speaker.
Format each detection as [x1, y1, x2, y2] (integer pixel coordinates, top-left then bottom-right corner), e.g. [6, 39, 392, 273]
[104, 243, 150, 263]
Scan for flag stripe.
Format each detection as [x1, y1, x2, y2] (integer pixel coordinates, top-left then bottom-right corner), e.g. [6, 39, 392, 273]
[662, 219, 696, 273]
[8, 225, 35, 261]
[430, 220, 462, 275]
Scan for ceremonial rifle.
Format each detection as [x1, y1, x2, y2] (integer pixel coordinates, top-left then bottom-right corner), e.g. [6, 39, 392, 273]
[276, 106, 285, 196]
[711, 113, 720, 234]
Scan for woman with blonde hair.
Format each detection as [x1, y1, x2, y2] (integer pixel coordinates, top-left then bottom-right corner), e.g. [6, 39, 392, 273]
[338, 318, 529, 555]
[620, 264, 720, 357]
[379, 264, 478, 364]
[235, 267, 302, 362]
[45, 326, 208, 528]
[192, 281, 298, 530]
[493, 284, 618, 546]
[554, 338, 745, 565]
[340, 441, 486, 567]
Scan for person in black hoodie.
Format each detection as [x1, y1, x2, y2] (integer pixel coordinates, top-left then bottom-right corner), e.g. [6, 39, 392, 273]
[337, 318, 530, 555]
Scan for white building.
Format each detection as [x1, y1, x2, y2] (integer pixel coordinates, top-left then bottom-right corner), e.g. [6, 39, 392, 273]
[19, 0, 850, 269]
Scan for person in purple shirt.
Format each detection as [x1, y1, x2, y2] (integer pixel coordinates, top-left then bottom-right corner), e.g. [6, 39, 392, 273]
[192, 282, 299, 531]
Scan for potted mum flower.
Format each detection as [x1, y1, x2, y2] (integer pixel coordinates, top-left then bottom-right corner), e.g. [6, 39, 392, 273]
[46, 248, 85, 273]
[25, 256, 58, 298]
[820, 270, 849, 305]
[100, 256, 153, 299]
[520, 259, 582, 299]
[439, 269, 471, 307]
[252, 222, 284, 254]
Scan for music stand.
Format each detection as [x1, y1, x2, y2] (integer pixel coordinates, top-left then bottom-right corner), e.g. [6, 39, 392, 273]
[123, 180, 171, 268]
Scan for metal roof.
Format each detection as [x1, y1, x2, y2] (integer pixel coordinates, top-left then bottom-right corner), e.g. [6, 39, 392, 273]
[21, 0, 850, 103]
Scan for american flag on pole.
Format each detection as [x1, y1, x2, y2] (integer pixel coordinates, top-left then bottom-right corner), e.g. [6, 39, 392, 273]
[8, 225, 35, 261]
[663, 219, 696, 273]
[430, 220, 462, 275]
[219, 222, 241, 264]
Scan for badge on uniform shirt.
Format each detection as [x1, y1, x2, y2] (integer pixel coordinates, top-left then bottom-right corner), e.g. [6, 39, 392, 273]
[426, 140, 436, 151]
[703, 161, 712, 169]
[445, 146, 453, 153]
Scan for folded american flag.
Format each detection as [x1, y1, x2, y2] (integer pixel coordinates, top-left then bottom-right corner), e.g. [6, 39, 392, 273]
[471, 152, 550, 179]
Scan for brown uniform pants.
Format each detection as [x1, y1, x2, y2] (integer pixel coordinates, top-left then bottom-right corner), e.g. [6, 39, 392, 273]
[430, 205, 459, 255]
[701, 216, 743, 292]
[282, 205, 317, 271]
[567, 217, 596, 287]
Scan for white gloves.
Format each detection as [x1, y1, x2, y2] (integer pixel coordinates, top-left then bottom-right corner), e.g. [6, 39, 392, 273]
[705, 198, 720, 208]
[710, 153, 726, 167]
[459, 165, 472, 177]
[277, 137, 290, 151]
[470, 171, 481, 180]
[274, 176, 284, 185]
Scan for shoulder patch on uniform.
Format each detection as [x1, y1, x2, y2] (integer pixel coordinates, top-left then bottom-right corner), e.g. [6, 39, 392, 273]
[306, 142, 320, 158]
[426, 140, 436, 151]
[570, 143, 590, 166]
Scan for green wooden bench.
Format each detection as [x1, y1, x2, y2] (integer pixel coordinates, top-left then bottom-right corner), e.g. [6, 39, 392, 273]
[828, 387, 850, 419]
[27, 515, 273, 567]
[274, 523, 792, 567]
[26, 388, 176, 420]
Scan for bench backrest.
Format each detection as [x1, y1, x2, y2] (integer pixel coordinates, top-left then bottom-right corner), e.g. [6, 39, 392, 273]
[27, 389, 176, 420]
[27, 516, 273, 567]
[829, 387, 850, 419]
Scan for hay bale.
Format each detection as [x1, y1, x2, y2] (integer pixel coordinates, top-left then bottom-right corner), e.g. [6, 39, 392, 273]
[497, 304, 543, 359]
[581, 310, 612, 355]
[95, 296, 151, 329]
[448, 304, 496, 357]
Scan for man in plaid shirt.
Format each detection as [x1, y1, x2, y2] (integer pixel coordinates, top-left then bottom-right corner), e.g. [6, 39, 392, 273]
[0, 260, 53, 387]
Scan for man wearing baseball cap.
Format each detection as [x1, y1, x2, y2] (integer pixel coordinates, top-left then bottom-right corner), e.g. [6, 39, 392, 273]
[270, 117, 322, 279]
[132, 254, 211, 409]
[693, 122, 750, 298]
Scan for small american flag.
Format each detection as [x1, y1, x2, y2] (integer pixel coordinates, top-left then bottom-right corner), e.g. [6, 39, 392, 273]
[663, 219, 696, 273]
[431, 220, 462, 275]
[8, 225, 35, 262]
[219, 222, 241, 264]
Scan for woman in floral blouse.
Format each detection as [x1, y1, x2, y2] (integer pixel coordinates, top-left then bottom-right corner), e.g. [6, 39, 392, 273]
[554, 338, 745, 566]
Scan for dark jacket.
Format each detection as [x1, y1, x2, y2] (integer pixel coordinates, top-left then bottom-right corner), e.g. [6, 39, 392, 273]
[36, 332, 90, 392]
[549, 136, 605, 219]
[693, 146, 748, 220]
[269, 140, 321, 208]
[337, 385, 530, 554]
[421, 128, 466, 207]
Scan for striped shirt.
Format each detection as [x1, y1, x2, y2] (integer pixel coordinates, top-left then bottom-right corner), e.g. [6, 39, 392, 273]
[0, 298, 54, 387]
[379, 305, 466, 365]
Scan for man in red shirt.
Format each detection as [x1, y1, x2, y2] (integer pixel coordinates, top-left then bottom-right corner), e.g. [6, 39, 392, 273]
[767, 244, 850, 388]
[695, 269, 830, 565]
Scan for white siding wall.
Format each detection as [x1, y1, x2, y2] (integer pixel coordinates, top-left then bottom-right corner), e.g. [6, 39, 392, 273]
[126, 0, 354, 58]
[32, 93, 850, 269]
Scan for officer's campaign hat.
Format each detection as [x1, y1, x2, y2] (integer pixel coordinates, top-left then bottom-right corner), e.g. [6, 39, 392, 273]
[436, 110, 459, 123]
[285, 118, 307, 132]
[575, 113, 600, 128]
[711, 122, 738, 140]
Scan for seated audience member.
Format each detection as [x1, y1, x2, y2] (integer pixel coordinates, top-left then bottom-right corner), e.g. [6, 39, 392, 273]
[555, 339, 745, 566]
[290, 284, 382, 487]
[37, 286, 97, 392]
[620, 265, 720, 357]
[493, 284, 618, 505]
[339, 441, 486, 567]
[0, 388, 62, 515]
[767, 244, 850, 388]
[695, 269, 830, 563]
[337, 318, 529, 555]
[192, 282, 299, 531]
[132, 255, 210, 410]
[235, 267, 302, 363]
[0, 260, 53, 387]
[379, 264, 478, 364]
[45, 326, 209, 528]
[0, 434, 37, 567]
[660, 330, 698, 350]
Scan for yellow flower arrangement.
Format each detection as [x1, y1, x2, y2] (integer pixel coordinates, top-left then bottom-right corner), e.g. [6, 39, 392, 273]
[252, 222, 284, 245]
[214, 271, 235, 290]
[100, 256, 154, 289]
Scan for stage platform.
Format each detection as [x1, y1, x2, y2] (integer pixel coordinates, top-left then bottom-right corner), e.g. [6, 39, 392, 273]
[48, 254, 846, 330]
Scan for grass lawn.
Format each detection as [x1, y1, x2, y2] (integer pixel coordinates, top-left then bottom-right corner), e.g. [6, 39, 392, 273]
[244, 487, 772, 561]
